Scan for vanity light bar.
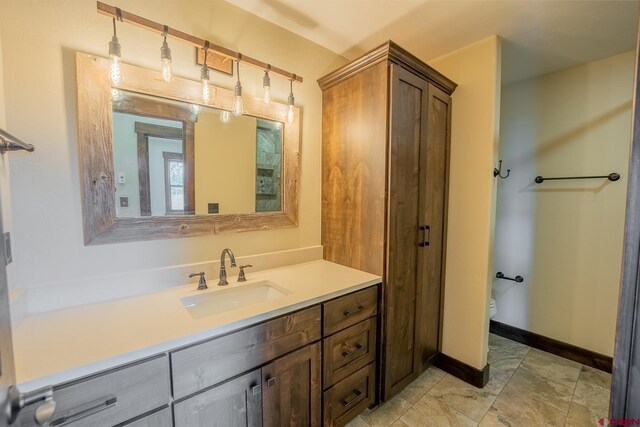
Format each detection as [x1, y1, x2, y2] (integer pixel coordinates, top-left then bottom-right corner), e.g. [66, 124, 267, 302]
[96, 1, 304, 84]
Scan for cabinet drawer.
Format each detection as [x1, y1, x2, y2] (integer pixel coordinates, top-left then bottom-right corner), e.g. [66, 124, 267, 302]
[323, 286, 378, 336]
[122, 407, 172, 427]
[323, 317, 377, 388]
[173, 370, 262, 427]
[44, 355, 170, 427]
[323, 363, 376, 427]
[171, 306, 321, 399]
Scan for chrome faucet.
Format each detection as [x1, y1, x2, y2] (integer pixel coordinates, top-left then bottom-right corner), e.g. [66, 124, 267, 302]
[218, 248, 237, 286]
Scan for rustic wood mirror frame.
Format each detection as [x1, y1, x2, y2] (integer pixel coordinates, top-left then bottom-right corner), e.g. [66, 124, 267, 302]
[76, 52, 300, 245]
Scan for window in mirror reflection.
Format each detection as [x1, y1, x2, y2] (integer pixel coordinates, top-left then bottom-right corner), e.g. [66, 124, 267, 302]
[164, 152, 185, 213]
[111, 91, 283, 218]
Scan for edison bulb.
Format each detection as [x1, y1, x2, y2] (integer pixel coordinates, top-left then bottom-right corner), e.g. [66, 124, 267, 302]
[220, 110, 231, 124]
[161, 60, 173, 82]
[287, 104, 295, 124]
[160, 38, 173, 82]
[202, 79, 210, 104]
[109, 55, 122, 85]
[263, 86, 271, 104]
[111, 88, 122, 102]
[263, 70, 271, 104]
[233, 96, 243, 117]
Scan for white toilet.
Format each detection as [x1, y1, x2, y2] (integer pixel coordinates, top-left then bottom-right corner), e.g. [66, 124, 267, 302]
[490, 298, 497, 319]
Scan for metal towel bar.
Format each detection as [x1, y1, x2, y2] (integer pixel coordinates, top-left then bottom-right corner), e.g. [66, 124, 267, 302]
[0, 128, 35, 154]
[534, 173, 619, 184]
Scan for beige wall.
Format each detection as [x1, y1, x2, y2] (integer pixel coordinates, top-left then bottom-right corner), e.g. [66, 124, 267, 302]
[194, 110, 257, 215]
[0, 9, 15, 294]
[0, 15, 5, 129]
[429, 35, 502, 369]
[0, 1, 345, 293]
[494, 51, 634, 356]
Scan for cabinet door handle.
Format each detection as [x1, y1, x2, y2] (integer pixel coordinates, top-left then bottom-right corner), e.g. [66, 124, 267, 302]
[341, 343, 364, 358]
[251, 385, 262, 396]
[343, 305, 365, 317]
[419, 225, 430, 247]
[50, 396, 117, 426]
[341, 390, 363, 408]
[266, 377, 276, 387]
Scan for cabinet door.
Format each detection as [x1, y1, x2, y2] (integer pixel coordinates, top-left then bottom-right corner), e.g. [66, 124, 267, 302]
[173, 369, 262, 427]
[262, 342, 321, 427]
[385, 64, 444, 399]
[417, 83, 450, 366]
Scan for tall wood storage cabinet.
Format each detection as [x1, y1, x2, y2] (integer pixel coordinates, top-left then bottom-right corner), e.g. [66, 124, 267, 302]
[318, 41, 457, 400]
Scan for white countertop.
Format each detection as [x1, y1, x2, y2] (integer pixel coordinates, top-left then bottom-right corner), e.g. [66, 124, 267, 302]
[13, 260, 381, 392]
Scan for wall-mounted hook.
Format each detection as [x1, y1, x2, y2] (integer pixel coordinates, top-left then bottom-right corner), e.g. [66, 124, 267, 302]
[494, 160, 510, 179]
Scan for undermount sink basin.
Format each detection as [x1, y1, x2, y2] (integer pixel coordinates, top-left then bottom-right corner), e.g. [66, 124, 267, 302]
[181, 280, 291, 319]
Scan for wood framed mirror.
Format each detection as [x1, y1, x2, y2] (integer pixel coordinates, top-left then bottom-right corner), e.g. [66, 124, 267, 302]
[76, 52, 300, 245]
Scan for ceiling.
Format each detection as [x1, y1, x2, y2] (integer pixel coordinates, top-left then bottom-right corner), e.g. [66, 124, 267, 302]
[225, 0, 639, 84]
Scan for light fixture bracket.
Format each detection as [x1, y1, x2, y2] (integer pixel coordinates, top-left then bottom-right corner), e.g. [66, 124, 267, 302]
[109, 35, 121, 57]
[200, 64, 210, 81]
[200, 41, 210, 80]
[263, 69, 271, 87]
[161, 25, 172, 62]
[97, 2, 303, 82]
[288, 78, 295, 106]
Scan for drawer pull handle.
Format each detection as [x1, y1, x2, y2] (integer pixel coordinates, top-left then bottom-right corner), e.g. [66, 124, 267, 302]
[50, 396, 117, 427]
[267, 377, 276, 387]
[419, 224, 430, 247]
[341, 390, 363, 409]
[341, 343, 364, 358]
[251, 385, 262, 396]
[343, 305, 365, 317]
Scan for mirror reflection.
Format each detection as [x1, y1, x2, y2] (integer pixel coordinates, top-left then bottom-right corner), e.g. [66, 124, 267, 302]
[112, 91, 283, 217]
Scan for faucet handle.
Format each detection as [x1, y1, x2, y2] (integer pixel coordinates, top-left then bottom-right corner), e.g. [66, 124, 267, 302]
[189, 272, 208, 290]
[238, 265, 253, 282]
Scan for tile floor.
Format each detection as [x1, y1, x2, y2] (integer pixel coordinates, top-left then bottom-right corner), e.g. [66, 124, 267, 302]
[347, 333, 611, 427]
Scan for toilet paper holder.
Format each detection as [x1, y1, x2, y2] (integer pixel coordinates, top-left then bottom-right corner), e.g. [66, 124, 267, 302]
[496, 272, 524, 283]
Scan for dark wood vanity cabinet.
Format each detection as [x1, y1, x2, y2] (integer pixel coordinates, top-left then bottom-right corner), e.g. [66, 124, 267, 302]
[17, 286, 380, 427]
[171, 289, 378, 427]
[318, 41, 456, 401]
